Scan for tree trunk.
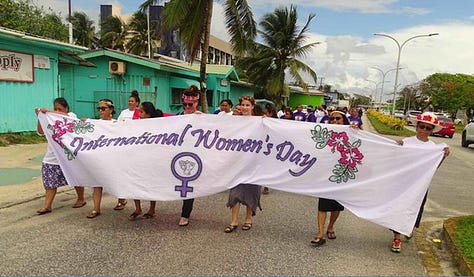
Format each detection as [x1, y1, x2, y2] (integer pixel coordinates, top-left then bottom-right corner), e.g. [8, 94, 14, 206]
[199, 0, 213, 114]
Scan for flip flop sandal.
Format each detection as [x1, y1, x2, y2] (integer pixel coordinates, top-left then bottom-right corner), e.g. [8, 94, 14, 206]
[242, 223, 252, 231]
[86, 210, 100, 218]
[224, 225, 238, 233]
[142, 213, 155, 219]
[327, 231, 337, 239]
[310, 237, 326, 247]
[114, 200, 127, 210]
[128, 212, 142, 221]
[72, 202, 87, 208]
[37, 208, 51, 215]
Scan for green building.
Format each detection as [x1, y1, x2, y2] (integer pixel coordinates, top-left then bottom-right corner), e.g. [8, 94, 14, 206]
[0, 28, 254, 133]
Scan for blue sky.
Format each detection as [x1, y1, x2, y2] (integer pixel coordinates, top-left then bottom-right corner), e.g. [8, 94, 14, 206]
[33, 0, 474, 100]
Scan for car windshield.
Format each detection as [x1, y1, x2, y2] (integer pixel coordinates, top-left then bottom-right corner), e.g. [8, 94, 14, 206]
[437, 116, 453, 122]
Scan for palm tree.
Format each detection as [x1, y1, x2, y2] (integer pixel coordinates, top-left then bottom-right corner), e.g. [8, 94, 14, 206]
[163, 0, 256, 113]
[238, 5, 318, 103]
[126, 11, 157, 56]
[69, 11, 96, 48]
[99, 15, 128, 51]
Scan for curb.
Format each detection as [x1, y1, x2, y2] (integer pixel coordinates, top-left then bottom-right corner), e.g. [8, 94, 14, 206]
[443, 217, 474, 276]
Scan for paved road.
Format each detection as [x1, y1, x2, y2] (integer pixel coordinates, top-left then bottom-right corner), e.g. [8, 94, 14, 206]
[0, 118, 472, 276]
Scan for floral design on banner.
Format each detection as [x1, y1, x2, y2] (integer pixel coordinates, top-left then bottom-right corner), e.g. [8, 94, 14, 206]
[311, 124, 365, 183]
[48, 118, 94, 160]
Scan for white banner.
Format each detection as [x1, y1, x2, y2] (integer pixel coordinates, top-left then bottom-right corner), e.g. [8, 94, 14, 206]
[38, 112, 446, 235]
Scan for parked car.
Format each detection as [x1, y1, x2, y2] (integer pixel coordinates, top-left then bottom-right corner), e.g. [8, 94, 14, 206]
[406, 110, 422, 125]
[461, 119, 474, 147]
[394, 110, 405, 119]
[432, 116, 455, 138]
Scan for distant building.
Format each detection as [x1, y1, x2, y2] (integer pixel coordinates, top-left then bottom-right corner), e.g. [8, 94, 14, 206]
[99, 4, 235, 65]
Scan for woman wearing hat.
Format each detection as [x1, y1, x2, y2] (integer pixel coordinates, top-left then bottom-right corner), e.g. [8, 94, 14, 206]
[390, 112, 450, 253]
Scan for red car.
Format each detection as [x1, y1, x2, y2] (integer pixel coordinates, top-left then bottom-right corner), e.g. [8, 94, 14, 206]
[432, 116, 455, 138]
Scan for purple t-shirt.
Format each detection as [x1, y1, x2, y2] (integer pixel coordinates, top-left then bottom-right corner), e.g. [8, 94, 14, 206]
[348, 116, 363, 127]
[293, 111, 307, 121]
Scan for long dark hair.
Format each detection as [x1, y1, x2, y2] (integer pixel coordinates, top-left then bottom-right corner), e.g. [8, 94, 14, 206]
[141, 102, 160, 118]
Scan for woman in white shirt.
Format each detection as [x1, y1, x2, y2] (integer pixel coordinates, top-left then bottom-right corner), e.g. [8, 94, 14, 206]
[35, 97, 86, 214]
[117, 90, 140, 121]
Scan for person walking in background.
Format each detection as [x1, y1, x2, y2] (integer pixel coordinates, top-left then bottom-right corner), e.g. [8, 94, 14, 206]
[224, 96, 262, 233]
[319, 106, 335, 123]
[117, 90, 140, 121]
[277, 105, 286, 118]
[86, 99, 116, 219]
[311, 109, 349, 246]
[293, 104, 307, 121]
[217, 99, 233, 115]
[233, 104, 242, 115]
[35, 98, 86, 215]
[348, 107, 364, 130]
[129, 102, 163, 220]
[390, 112, 449, 253]
[177, 85, 202, 226]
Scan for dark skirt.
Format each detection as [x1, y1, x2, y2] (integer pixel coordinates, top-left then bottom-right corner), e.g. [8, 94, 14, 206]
[318, 198, 344, 212]
[42, 163, 68, 189]
[227, 184, 262, 216]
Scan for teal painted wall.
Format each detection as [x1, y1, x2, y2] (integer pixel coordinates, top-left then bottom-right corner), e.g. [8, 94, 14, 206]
[288, 94, 324, 109]
[0, 39, 61, 133]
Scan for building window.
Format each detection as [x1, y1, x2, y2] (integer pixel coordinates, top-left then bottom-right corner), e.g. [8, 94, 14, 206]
[171, 88, 185, 105]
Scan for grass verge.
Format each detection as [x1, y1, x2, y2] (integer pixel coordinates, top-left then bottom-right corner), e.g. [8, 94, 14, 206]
[366, 113, 416, 136]
[455, 215, 474, 265]
[0, 132, 46, 147]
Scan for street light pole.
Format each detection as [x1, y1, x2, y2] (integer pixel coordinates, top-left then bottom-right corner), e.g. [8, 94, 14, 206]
[365, 79, 378, 105]
[373, 33, 438, 115]
[370, 66, 401, 104]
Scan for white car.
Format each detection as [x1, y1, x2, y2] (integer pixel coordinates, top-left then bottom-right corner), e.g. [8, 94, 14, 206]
[406, 110, 422, 125]
[461, 120, 474, 147]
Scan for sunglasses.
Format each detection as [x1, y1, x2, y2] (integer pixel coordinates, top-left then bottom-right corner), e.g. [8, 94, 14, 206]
[96, 106, 109, 111]
[183, 102, 195, 107]
[417, 123, 434, 131]
[330, 116, 343, 121]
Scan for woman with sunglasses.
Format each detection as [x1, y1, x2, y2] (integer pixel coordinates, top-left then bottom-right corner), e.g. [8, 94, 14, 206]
[35, 98, 86, 214]
[176, 85, 202, 226]
[86, 99, 116, 218]
[311, 109, 349, 247]
[390, 112, 449, 253]
[224, 95, 262, 233]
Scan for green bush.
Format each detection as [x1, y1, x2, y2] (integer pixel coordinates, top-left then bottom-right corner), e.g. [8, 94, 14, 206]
[455, 215, 474, 264]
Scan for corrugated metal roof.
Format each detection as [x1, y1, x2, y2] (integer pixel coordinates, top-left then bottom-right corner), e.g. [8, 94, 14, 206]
[0, 27, 88, 52]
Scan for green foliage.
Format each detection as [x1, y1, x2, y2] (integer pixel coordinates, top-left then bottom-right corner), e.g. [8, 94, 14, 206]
[0, 0, 68, 40]
[422, 73, 474, 115]
[0, 132, 46, 147]
[455, 215, 474, 264]
[69, 11, 96, 48]
[236, 5, 318, 105]
[366, 110, 415, 136]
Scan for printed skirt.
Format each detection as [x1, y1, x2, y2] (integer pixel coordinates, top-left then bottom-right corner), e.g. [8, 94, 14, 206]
[42, 163, 68, 189]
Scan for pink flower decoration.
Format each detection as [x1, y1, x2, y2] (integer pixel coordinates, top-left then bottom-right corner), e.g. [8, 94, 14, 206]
[328, 131, 349, 152]
[339, 147, 364, 168]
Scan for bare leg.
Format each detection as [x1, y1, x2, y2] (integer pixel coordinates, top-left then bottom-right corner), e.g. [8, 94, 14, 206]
[244, 206, 252, 224]
[92, 187, 102, 212]
[316, 211, 327, 238]
[230, 204, 240, 226]
[43, 188, 57, 211]
[133, 200, 142, 214]
[327, 211, 340, 232]
[73, 186, 85, 206]
[147, 201, 156, 216]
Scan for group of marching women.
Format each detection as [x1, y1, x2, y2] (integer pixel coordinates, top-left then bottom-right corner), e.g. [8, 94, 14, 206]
[34, 86, 449, 253]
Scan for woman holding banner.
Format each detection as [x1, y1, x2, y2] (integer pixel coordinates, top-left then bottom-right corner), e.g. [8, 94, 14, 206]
[224, 96, 262, 233]
[35, 98, 86, 215]
[177, 85, 202, 226]
[311, 109, 349, 246]
[129, 102, 163, 220]
[86, 99, 116, 218]
[390, 112, 449, 253]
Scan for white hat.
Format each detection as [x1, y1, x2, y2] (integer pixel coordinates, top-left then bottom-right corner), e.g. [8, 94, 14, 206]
[414, 112, 442, 133]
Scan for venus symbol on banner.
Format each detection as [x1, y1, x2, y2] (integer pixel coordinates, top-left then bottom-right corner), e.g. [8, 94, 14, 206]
[171, 152, 203, 197]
